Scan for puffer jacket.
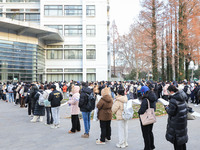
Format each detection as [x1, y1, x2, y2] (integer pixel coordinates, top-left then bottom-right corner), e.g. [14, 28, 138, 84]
[138, 91, 157, 115]
[78, 86, 92, 112]
[68, 86, 80, 115]
[165, 90, 188, 145]
[97, 88, 113, 121]
[112, 95, 128, 120]
[33, 89, 45, 116]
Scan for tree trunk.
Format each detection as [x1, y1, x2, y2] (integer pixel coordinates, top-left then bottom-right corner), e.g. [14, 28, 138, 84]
[178, 0, 185, 81]
[152, 0, 158, 81]
[161, 32, 165, 81]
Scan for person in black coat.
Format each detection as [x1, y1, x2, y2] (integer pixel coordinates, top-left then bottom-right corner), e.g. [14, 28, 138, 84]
[138, 90, 157, 150]
[165, 85, 188, 150]
[30, 87, 45, 122]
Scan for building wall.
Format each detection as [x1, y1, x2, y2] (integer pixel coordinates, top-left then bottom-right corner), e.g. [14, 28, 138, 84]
[0, 0, 110, 82]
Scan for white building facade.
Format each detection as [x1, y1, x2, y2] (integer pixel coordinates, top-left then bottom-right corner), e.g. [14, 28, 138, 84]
[0, 0, 111, 82]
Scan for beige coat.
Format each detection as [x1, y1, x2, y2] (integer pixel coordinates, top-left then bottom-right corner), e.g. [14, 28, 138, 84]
[112, 95, 128, 120]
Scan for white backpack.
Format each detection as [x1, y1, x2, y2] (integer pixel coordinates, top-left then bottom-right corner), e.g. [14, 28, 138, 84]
[186, 86, 191, 95]
[38, 92, 45, 106]
[122, 100, 134, 120]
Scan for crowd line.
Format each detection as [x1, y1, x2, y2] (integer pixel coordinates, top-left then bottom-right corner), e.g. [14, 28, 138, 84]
[1, 80, 200, 150]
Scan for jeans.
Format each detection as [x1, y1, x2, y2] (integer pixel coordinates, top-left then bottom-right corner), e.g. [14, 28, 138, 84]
[51, 107, 60, 125]
[111, 92, 115, 99]
[63, 92, 67, 100]
[100, 120, 111, 142]
[71, 115, 81, 132]
[46, 107, 53, 124]
[8, 93, 14, 103]
[118, 120, 128, 145]
[82, 112, 91, 134]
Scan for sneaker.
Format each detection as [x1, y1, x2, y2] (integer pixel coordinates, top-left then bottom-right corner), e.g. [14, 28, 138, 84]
[105, 138, 111, 142]
[96, 139, 105, 145]
[51, 125, 58, 129]
[116, 143, 126, 148]
[194, 104, 199, 107]
[56, 124, 60, 128]
[81, 133, 89, 138]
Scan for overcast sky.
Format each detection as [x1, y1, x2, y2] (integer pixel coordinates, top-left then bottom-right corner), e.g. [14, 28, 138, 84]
[110, 0, 141, 35]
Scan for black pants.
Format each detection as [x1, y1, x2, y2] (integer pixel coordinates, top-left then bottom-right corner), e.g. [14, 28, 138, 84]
[28, 102, 32, 115]
[71, 115, 80, 132]
[46, 107, 53, 124]
[100, 120, 111, 142]
[195, 96, 199, 105]
[140, 121, 155, 150]
[174, 140, 186, 150]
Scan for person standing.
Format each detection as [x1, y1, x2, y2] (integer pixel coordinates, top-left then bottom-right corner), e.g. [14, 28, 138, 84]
[165, 85, 188, 150]
[67, 86, 81, 133]
[48, 85, 63, 128]
[62, 83, 67, 100]
[138, 90, 157, 150]
[96, 87, 113, 144]
[79, 82, 93, 138]
[43, 84, 53, 125]
[7, 82, 14, 103]
[112, 88, 128, 148]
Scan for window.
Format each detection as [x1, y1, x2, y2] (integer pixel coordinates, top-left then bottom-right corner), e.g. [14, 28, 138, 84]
[26, 9, 40, 12]
[46, 45, 63, 48]
[46, 50, 63, 59]
[6, 9, 24, 12]
[6, 13, 24, 21]
[86, 25, 96, 36]
[87, 68, 96, 73]
[25, 0, 40, 2]
[87, 73, 96, 81]
[64, 68, 82, 72]
[47, 74, 63, 82]
[86, 45, 96, 59]
[45, 25, 63, 35]
[64, 5, 82, 16]
[6, 0, 24, 2]
[47, 68, 63, 72]
[86, 5, 95, 16]
[64, 50, 82, 59]
[0, 9, 2, 17]
[25, 13, 40, 22]
[44, 5, 63, 16]
[64, 25, 82, 36]
[64, 45, 82, 49]
[64, 74, 82, 82]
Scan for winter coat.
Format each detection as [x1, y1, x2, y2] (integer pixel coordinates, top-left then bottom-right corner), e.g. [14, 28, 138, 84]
[138, 91, 157, 115]
[165, 90, 188, 145]
[30, 86, 38, 111]
[68, 86, 80, 115]
[33, 90, 45, 116]
[78, 87, 92, 112]
[112, 95, 128, 120]
[163, 84, 170, 96]
[97, 88, 113, 121]
[48, 89, 63, 108]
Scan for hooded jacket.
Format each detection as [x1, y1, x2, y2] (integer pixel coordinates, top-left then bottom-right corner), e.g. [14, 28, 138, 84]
[79, 86, 92, 112]
[97, 88, 113, 121]
[68, 86, 80, 115]
[112, 95, 128, 120]
[165, 90, 188, 145]
[48, 89, 63, 108]
[138, 90, 157, 115]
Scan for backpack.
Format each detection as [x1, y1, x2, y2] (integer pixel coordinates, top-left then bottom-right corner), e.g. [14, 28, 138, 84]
[186, 86, 191, 95]
[122, 100, 134, 120]
[129, 85, 134, 93]
[38, 92, 45, 106]
[86, 92, 96, 111]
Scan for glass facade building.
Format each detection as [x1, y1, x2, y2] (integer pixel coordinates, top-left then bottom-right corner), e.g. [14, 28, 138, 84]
[0, 39, 45, 82]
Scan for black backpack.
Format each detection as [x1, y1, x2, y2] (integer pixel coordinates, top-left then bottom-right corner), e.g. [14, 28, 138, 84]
[86, 92, 96, 112]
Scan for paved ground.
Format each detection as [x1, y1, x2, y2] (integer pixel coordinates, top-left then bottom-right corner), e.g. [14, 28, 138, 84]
[0, 100, 200, 150]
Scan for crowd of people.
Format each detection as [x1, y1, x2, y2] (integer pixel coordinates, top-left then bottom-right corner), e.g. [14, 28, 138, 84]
[0, 79, 200, 150]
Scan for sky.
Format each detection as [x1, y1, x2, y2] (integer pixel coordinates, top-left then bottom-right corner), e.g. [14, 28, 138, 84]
[110, 0, 141, 35]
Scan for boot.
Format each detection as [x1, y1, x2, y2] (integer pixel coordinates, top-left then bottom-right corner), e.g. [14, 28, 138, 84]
[31, 116, 39, 123]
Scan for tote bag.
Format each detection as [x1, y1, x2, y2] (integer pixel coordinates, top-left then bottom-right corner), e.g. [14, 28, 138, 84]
[140, 99, 156, 126]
